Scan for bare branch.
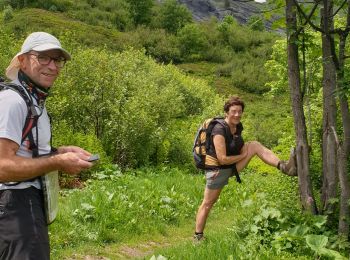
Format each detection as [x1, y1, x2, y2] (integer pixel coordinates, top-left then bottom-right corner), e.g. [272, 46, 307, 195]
[293, 0, 324, 33]
[297, 2, 319, 34]
[331, 0, 347, 17]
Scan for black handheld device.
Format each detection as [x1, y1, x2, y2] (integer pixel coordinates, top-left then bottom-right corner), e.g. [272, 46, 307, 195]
[87, 154, 100, 162]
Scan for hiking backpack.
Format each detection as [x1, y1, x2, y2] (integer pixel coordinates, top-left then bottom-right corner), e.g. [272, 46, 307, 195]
[0, 78, 40, 156]
[192, 116, 241, 183]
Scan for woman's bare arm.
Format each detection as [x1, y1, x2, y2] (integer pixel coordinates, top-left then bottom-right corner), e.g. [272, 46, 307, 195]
[213, 135, 247, 165]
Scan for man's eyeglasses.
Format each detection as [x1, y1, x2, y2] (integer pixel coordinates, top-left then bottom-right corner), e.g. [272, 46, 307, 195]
[29, 53, 66, 68]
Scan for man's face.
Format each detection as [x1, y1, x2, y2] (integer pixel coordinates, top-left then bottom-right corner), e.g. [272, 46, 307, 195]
[18, 49, 65, 88]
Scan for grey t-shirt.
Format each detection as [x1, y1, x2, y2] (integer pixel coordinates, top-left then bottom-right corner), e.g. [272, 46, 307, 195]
[0, 79, 51, 190]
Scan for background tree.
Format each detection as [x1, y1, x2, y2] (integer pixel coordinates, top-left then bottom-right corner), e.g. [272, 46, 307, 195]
[126, 0, 154, 26]
[281, 0, 350, 236]
[285, 0, 318, 214]
[156, 0, 192, 34]
[177, 23, 208, 61]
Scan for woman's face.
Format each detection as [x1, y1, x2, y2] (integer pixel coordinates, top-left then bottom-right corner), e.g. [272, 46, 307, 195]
[225, 105, 243, 125]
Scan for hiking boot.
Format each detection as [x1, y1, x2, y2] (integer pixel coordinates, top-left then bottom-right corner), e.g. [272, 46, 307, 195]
[193, 232, 205, 243]
[279, 148, 297, 176]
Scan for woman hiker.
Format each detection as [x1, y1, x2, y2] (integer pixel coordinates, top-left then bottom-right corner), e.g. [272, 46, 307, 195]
[194, 96, 297, 241]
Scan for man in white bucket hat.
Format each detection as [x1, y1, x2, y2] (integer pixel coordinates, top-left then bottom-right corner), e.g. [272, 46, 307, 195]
[0, 32, 93, 259]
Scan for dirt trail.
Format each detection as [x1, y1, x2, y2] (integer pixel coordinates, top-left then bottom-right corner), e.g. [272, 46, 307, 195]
[64, 209, 235, 260]
[64, 226, 194, 260]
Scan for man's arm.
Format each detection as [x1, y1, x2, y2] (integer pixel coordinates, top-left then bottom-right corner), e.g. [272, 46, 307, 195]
[213, 135, 247, 165]
[0, 138, 93, 182]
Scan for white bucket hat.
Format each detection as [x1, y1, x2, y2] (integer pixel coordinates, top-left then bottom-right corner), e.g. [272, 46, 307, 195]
[5, 32, 71, 80]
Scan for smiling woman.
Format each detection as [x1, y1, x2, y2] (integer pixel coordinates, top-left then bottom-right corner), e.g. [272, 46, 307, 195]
[194, 95, 298, 241]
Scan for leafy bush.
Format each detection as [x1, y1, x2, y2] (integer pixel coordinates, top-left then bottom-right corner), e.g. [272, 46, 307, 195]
[152, 0, 192, 34]
[247, 15, 265, 31]
[0, 26, 21, 75]
[177, 23, 208, 61]
[230, 52, 272, 94]
[3, 5, 13, 21]
[126, 0, 154, 26]
[51, 121, 111, 186]
[47, 44, 220, 168]
[131, 27, 181, 63]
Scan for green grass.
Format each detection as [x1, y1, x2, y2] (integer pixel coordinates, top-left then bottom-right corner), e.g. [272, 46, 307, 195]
[49, 163, 305, 259]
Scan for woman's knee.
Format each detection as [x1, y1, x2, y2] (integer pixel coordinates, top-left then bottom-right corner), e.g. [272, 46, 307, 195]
[247, 141, 262, 154]
[201, 198, 217, 209]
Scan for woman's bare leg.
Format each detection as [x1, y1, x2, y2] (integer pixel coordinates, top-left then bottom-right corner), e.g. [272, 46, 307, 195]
[236, 141, 279, 172]
[195, 187, 223, 233]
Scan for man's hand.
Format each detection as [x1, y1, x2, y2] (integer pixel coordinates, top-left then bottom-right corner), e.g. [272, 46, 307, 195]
[57, 146, 91, 156]
[55, 146, 93, 174]
[53, 152, 92, 175]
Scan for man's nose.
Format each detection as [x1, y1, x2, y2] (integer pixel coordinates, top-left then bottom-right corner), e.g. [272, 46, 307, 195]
[47, 59, 58, 70]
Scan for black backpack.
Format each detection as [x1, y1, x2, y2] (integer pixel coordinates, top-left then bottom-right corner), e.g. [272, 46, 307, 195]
[192, 116, 242, 183]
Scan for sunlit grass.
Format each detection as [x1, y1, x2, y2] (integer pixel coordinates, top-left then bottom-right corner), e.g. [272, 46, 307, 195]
[50, 165, 301, 259]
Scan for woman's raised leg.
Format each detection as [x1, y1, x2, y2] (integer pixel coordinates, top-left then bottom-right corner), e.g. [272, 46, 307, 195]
[236, 141, 279, 172]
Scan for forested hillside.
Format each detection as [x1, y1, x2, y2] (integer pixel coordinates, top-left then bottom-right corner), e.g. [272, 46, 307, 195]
[0, 0, 349, 259]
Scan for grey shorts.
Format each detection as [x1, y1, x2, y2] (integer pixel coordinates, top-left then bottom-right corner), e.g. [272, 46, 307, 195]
[205, 167, 237, 190]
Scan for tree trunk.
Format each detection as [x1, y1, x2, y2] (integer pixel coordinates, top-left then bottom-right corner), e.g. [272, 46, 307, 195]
[336, 140, 350, 236]
[337, 33, 350, 158]
[335, 27, 350, 238]
[320, 3, 338, 216]
[286, 0, 318, 214]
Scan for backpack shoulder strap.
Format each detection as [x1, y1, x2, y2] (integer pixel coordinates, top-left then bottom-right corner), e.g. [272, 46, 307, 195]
[205, 117, 227, 151]
[211, 118, 242, 184]
[0, 82, 40, 147]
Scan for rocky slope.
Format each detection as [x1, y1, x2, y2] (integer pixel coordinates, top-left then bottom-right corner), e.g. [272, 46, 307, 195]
[177, 0, 265, 23]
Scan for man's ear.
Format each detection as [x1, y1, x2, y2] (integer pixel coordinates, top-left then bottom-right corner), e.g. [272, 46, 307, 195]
[17, 54, 27, 69]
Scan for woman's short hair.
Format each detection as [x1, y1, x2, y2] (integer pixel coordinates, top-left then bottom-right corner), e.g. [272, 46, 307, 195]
[224, 96, 245, 113]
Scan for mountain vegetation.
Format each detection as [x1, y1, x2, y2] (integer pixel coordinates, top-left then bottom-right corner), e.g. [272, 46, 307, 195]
[0, 0, 349, 259]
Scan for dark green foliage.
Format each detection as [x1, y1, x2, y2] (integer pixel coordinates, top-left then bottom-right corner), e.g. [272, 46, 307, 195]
[28, 0, 73, 12]
[130, 26, 182, 63]
[154, 0, 193, 34]
[177, 23, 208, 61]
[1, 0, 27, 9]
[247, 15, 265, 31]
[52, 121, 110, 184]
[126, 0, 154, 26]
[2, 4, 13, 21]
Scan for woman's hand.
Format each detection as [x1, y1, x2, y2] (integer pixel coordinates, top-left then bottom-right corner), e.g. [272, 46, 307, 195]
[240, 144, 248, 158]
[210, 170, 220, 180]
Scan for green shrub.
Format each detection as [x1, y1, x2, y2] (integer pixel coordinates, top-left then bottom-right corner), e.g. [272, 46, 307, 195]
[126, 0, 154, 26]
[230, 53, 272, 94]
[131, 27, 181, 63]
[48, 5, 57, 12]
[47, 45, 220, 168]
[51, 121, 111, 186]
[3, 5, 13, 22]
[154, 0, 192, 34]
[247, 15, 265, 31]
[177, 23, 208, 61]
